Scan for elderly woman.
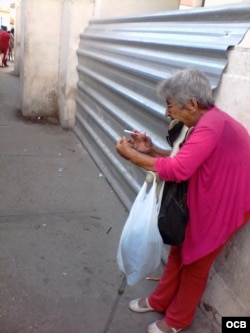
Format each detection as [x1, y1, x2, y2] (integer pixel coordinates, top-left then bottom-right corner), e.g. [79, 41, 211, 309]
[116, 69, 250, 333]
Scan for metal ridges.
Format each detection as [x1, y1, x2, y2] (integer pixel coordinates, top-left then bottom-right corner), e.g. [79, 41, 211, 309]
[76, 3, 250, 209]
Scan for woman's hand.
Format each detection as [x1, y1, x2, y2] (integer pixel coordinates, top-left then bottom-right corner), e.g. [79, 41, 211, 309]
[116, 137, 134, 160]
[130, 131, 153, 155]
[116, 135, 156, 170]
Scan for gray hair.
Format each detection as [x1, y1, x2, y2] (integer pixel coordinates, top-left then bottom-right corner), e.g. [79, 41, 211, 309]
[157, 68, 214, 109]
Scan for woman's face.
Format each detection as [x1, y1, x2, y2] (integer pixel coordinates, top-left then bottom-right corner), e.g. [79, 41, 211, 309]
[165, 98, 204, 128]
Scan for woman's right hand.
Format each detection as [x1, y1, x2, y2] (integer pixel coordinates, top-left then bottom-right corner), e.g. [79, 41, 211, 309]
[130, 130, 153, 155]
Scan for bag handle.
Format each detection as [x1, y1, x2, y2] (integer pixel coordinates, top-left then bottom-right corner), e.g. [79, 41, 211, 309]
[145, 171, 164, 210]
[145, 171, 160, 183]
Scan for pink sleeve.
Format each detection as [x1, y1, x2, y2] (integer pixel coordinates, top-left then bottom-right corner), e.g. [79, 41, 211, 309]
[154, 126, 219, 182]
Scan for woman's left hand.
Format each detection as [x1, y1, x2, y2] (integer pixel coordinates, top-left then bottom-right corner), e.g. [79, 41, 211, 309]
[116, 137, 133, 160]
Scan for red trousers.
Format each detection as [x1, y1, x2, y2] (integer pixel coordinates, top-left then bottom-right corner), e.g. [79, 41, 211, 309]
[1, 47, 9, 66]
[148, 245, 223, 328]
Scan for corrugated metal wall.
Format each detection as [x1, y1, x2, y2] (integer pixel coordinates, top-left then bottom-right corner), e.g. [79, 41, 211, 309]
[75, 3, 250, 210]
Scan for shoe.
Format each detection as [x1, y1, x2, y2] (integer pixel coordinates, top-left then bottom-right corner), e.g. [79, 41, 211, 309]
[128, 298, 154, 313]
[147, 321, 184, 333]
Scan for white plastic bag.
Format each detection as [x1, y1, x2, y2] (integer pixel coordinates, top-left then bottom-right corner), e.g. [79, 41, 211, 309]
[117, 172, 164, 286]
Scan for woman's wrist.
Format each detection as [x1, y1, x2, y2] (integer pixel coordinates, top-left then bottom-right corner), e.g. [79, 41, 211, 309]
[149, 144, 170, 157]
[129, 148, 156, 170]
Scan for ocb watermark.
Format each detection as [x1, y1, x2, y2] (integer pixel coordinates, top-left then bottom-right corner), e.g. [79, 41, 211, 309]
[222, 317, 250, 332]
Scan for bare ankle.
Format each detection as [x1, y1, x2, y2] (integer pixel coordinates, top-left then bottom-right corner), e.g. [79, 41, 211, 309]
[138, 298, 148, 308]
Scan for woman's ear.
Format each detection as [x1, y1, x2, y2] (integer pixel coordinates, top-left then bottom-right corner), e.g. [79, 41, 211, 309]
[186, 98, 198, 113]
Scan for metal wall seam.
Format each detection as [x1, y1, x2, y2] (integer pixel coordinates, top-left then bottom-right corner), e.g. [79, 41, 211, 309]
[75, 3, 250, 210]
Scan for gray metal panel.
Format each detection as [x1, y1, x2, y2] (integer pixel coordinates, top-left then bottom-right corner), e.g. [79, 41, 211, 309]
[75, 3, 250, 210]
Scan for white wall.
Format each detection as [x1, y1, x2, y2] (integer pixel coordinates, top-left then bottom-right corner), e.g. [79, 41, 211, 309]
[214, 29, 250, 132]
[19, 0, 95, 124]
[20, 0, 62, 117]
[205, 0, 250, 6]
[94, 0, 180, 18]
[13, 0, 20, 76]
[58, 0, 95, 128]
[180, 0, 250, 9]
[0, 9, 10, 28]
[180, 0, 204, 7]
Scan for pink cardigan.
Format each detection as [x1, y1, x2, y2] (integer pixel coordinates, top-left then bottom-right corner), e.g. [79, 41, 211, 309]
[154, 107, 250, 264]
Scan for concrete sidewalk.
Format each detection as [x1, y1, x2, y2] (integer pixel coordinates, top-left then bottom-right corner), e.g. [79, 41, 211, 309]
[0, 65, 217, 333]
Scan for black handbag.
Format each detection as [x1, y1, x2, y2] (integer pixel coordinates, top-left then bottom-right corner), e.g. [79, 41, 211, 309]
[158, 181, 189, 245]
